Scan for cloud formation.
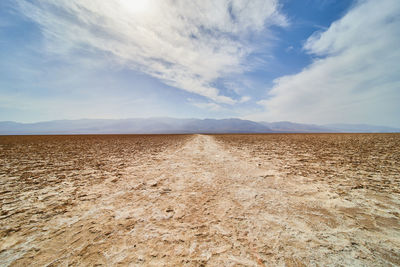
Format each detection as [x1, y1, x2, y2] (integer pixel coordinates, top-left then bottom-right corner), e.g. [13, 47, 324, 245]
[256, 0, 400, 126]
[16, 0, 286, 104]
[191, 101, 223, 111]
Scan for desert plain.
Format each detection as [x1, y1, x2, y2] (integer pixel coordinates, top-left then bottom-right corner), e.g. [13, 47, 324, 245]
[0, 133, 399, 266]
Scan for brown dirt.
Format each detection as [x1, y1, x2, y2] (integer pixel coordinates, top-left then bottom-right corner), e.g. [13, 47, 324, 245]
[0, 134, 399, 266]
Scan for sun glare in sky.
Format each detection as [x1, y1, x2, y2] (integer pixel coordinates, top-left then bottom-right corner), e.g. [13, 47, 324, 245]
[119, 0, 153, 15]
[0, 0, 399, 127]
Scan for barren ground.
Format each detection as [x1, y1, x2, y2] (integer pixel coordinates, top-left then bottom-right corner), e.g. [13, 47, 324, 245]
[0, 134, 399, 266]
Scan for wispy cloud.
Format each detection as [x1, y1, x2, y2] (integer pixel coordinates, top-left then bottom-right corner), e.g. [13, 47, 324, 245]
[191, 101, 223, 111]
[239, 96, 251, 103]
[254, 0, 400, 126]
[15, 0, 286, 104]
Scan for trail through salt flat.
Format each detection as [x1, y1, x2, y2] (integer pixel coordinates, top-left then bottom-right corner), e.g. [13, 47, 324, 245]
[2, 134, 399, 266]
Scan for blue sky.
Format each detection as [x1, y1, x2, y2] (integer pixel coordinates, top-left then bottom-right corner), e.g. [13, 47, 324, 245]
[1, 0, 399, 127]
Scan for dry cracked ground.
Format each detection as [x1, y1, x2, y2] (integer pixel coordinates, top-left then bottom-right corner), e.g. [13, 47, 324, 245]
[0, 134, 399, 266]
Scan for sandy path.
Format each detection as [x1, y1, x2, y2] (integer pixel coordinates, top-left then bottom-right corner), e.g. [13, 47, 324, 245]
[105, 134, 274, 266]
[3, 134, 399, 266]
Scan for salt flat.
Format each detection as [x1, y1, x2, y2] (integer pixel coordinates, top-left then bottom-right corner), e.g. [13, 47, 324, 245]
[0, 134, 399, 266]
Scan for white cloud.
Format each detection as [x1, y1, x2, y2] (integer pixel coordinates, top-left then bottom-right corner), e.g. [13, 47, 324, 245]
[191, 101, 223, 111]
[239, 96, 251, 103]
[254, 0, 400, 126]
[16, 0, 286, 104]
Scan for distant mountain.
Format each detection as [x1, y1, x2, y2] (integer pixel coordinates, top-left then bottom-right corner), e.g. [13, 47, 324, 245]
[0, 118, 271, 135]
[0, 118, 399, 135]
[323, 123, 400, 133]
[260, 121, 333, 133]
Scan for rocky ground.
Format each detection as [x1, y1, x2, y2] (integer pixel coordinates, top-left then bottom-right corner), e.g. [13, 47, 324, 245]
[0, 134, 399, 266]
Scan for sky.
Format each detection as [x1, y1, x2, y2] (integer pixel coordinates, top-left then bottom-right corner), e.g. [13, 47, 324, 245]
[0, 0, 399, 127]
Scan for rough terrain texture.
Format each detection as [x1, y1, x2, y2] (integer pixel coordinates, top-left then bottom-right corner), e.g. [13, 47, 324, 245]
[0, 134, 399, 266]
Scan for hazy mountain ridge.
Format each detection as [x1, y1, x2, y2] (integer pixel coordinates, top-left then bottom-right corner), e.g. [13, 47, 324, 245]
[260, 121, 333, 133]
[323, 123, 400, 133]
[0, 118, 399, 135]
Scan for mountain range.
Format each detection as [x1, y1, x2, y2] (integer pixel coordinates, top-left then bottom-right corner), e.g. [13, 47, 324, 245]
[0, 118, 399, 135]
